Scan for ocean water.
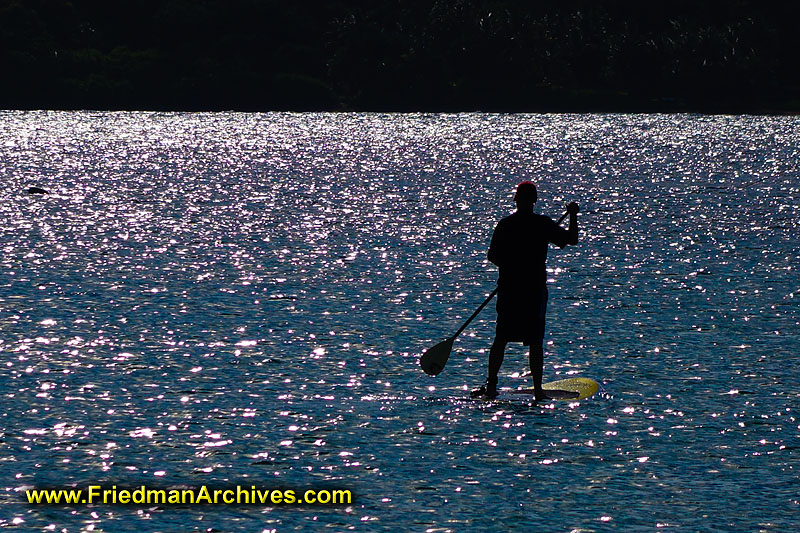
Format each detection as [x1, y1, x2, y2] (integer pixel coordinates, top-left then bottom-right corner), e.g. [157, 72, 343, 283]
[0, 111, 798, 531]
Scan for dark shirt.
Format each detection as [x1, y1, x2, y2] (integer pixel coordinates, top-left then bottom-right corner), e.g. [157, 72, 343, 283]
[488, 211, 570, 293]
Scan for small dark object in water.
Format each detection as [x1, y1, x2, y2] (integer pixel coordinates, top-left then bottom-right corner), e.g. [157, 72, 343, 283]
[27, 187, 48, 194]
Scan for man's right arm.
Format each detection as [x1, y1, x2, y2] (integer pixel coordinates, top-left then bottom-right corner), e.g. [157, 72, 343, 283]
[565, 214, 578, 245]
[549, 203, 579, 248]
[566, 202, 579, 245]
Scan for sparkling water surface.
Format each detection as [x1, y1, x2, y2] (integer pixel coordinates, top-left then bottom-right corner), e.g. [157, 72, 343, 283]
[1, 112, 798, 531]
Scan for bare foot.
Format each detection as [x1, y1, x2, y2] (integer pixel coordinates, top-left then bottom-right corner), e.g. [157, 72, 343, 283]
[534, 389, 552, 401]
[469, 385, 486, 398]
[470, 385, 498, 399]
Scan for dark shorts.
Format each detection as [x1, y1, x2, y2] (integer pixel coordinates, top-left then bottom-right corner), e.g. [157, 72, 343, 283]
[495, 286, 548, 346]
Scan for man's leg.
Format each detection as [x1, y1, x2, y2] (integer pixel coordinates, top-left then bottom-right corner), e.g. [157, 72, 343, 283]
[529, 287, 549, 400]
[487, 337, 508, 396]
[529, 343, 549, 400]
[472, 336, 507, 398]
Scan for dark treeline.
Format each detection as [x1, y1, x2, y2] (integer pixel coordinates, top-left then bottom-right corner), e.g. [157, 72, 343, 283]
[2, 0, 800, 112]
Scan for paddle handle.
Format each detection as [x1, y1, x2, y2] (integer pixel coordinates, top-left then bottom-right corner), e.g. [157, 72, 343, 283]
[451, 210, 569, 341]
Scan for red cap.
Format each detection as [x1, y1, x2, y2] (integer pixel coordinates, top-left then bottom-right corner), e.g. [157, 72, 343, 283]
[515, 181, 537, 202]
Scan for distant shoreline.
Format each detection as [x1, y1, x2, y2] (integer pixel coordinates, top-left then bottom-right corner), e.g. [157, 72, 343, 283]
[4, 104, 799, 116]
[4, 2, 800, 117]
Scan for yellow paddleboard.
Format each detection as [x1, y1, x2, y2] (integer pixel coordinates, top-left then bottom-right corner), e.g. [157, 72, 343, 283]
[509, 377, 600, 400]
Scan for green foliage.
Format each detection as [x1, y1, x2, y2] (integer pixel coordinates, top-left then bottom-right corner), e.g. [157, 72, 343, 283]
[1, 0, 798, 111]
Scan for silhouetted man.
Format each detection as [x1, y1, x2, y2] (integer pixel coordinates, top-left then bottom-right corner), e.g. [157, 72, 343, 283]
[472, 181, 579, 400]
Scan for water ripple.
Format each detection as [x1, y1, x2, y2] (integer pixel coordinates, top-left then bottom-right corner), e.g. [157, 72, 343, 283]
[1, 111, 798, 530]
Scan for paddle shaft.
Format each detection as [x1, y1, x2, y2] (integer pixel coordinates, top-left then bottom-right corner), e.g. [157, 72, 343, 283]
[450, 210, 570, 340]
[452, 287, 498, 339]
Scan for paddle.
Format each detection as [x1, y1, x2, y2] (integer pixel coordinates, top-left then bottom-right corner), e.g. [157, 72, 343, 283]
[419, 210, 570, 376]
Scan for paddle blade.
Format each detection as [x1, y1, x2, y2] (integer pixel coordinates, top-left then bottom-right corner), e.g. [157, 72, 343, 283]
[419, 337, 454, 376]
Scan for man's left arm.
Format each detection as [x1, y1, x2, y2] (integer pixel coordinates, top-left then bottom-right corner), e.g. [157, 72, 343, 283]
[488, 222, 504, 266]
